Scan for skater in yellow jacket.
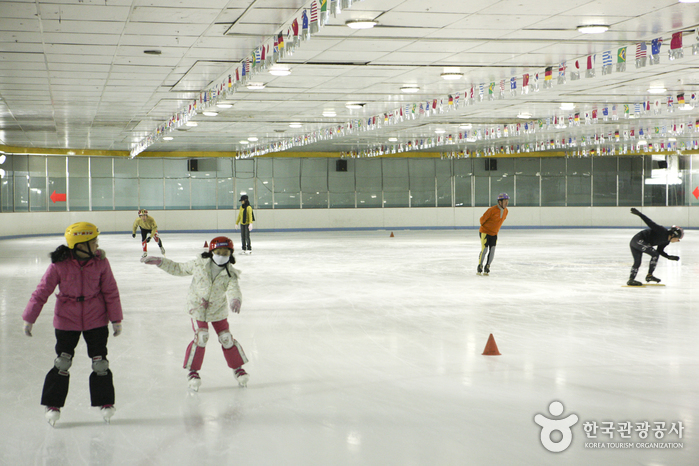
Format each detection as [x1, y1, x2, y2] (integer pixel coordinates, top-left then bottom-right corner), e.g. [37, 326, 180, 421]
[132, 209, 165, 257]
[235, 195, 255, 254]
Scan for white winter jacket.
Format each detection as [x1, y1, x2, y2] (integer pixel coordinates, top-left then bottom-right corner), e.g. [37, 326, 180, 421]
[158, 256, 242, 322]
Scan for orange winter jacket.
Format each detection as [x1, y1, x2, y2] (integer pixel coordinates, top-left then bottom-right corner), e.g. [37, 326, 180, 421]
[479, 205, 508, 236]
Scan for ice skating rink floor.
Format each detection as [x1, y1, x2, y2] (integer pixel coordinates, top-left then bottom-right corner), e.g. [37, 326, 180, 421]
[0, 228, 697, 466]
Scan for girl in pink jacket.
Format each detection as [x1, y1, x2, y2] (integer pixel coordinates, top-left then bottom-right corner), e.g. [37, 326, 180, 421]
[23, 222, 123, 426]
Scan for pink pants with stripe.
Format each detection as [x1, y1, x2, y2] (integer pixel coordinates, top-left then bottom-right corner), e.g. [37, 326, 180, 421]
[183, 319, 248, 371]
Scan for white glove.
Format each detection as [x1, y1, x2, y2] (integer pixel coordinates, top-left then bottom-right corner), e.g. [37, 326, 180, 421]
[112, 322, 122, 337]
[24, 321, 33, 337]
[141, 256, 162, 266]
[248, 224, 253, 232]
[229, 299, 241, 314]
[234, 224, 240, 230]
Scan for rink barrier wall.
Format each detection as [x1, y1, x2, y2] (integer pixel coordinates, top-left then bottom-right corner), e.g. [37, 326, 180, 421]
[1, 206, 697, 239]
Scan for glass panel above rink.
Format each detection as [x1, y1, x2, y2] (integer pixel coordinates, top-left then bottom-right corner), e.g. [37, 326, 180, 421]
[0, 154, 697, 212]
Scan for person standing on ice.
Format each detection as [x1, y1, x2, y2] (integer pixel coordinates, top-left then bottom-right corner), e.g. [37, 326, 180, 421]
[235, 194, 255, 254]
[627, 208, 682, 286]
[477, 193, 509, 275]
[132, 209, 165, 258]
[22, 222, 123, 426]
[140, 236, 249, 390]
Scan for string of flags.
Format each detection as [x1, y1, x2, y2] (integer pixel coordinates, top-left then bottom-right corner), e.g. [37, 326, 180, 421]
[129, 5, 699, 159]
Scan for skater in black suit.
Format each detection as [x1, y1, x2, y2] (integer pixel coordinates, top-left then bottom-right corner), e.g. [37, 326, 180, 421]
[627, 208, 682, 286]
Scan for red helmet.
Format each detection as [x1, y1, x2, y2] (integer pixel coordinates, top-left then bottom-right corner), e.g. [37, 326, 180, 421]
[209, 236, 234, 253]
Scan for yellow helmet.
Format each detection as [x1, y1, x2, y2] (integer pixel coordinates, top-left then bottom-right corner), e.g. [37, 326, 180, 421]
[65, 222, 100, 249]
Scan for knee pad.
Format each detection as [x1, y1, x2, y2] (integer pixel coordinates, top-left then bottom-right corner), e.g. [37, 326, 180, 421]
[195, 329, 209, 348]
[218, 331, 234, 349]
[54, 353, 73, 372]
[92, 356, 109, 375]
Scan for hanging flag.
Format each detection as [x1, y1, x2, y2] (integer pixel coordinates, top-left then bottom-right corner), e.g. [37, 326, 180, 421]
[341, 0, 352, 10]
[265, 44, 271, 67]
[228, 74, 232, 90]
[544, 66, 553, 88]
[667, 96, 674, 113]
[320, 0, 329, 26]
[650, 38, 662, 64]
[479, 83, 485, 101]
[278, 32, 285, 59]
[693, 28, 699, 55]
[522, 74, 529, 94]
[586, 55, 595, 78]
[570, 60, 580, 81]
[499, 79, 505, 99]
[592, 108, 598, 122]
[669, 32, 683, 60]
[616, 47, 627, 72]
[292, 18, 300, 49]
[510, 77, 517, 96]
[623, 104, 630, 118]
[235, 68, 240, 82]
[558, 62, 566, 84]
[331, 0, 340, 17]
[678, 93, 685, 105]
[488, 82, 495, 100]
[302, 10, 310, 41]
[612, 104, 618, 120]
[533, 73, 539, 92]
[602, 50, 612, 75]
[310, 1, 319, 34]
[636, 41, 647, 68]
[273, 37, 279, 61]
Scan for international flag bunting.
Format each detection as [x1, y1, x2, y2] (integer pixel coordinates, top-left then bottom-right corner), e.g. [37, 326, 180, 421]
[522, 74, 529, 94]
[616, 47, 627, 72]
[273, 37, 279, 61]
[678, 93, 685, 105]
[611, 104, 618, 120]
[488, 82, 495, 100]
[623, 104, 629, 117]
[265, 44, 271, 67]
[292, 18, 300, 48]
[320, 0, 328, 26]
[602, 50, 612, 75]
[228, 75, 232, 89]
[302, 10, 310, 40]
[544, 67, 552, 89]
[310, 1, 319, 34]
[479, 83, 484, 101]
[533, 73, 539, 92]
[331, 0, 340, 17]
[650, 38, 662, 64]
[694, 29, 699, 55]
[558, 62, 566, 85]
[235, 68, 240, 82]
[586, 55, 595, 78]
[571, 60, 580, 80]
[510, 77, 517, 96]
[667, 96, 674, 113]
[636, 41, 647, 68]
[592, 109, 597, 122]
[670, 32, 683, 60]
[499, 80, 505, 98]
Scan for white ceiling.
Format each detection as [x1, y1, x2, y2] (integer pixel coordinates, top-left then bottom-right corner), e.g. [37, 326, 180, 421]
[0, 0, 698, 156]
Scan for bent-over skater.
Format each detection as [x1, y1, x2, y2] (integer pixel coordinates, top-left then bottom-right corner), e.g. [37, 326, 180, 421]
[627, 207, 683, 286]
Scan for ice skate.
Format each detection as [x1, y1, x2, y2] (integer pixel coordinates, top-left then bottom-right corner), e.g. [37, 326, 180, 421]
[645, 274, 661, 283]
[159, 245, 166, 255]
[142, 251, 148, 258]
[234, 367, 249, 387]
[188, 371, 201, 391]
[627, 279, 643, 286]
[483, 265, 490, 276]
[101, 405, 116, 423]
[45, 406, 60, 426]
[477, 265, 483, 275]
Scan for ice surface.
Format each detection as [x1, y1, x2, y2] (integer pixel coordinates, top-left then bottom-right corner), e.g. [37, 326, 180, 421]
[0, 229, 696, 465]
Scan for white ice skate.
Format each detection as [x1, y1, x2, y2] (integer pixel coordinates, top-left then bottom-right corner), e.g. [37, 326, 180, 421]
[159, 246, 166, 255]
[234, 367, 249, 387]
[142, 251, 148, 258]
[101, 405, 116, 423]
[188, 371, 201, 391]
[45, 406, 60, 426]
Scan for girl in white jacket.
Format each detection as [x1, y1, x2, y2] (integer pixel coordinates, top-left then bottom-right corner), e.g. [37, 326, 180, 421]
[141, 236, 249, 390]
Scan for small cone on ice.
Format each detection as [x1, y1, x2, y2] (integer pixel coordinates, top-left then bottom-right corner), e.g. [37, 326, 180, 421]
[482, 333, 501, 356]
[203, 241, 208, 248]
[390, 232, 394, 237]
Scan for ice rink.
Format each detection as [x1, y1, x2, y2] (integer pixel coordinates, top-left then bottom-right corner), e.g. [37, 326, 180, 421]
[0, 228, 696, 466]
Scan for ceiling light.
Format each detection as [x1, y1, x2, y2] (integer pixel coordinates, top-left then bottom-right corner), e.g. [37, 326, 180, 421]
[435, 129, 446, 134]
[466, 136, 477, 142]
[577, 25, 609, 34]
[247, 82, 266, 90]
[186, 121, 198, 127]
[388, 138, 398, 142]
[203, 111, 218, 117]
[0, 155, 6, 164]
[459, 124, 472, 130]
[239, 140, 250, 145]
[216, 103, 233, 109]
[0, 168, 5, 178]
[162, 136, 173, 141]
[560, 103, 576, 110]
[345, 102, 365, 109]
[289, 123, 303, 128]
[647, 87, 667, 94]
[248, 137, 258, 142]
[269, 67, 291, 76]
[400, 86, 420, 93]
[678, 0, 699, 3]
[638, 139, 648, 145]
[517, 112, 532, 119]
[668, 137, 677, 142]
[440, 72, 464, 80]
[345, 20, 378, 29]
[322, 111, 336, 117]
[679, 104, 693, 110]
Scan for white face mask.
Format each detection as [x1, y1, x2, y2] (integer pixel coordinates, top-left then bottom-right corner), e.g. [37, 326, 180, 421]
[212, 254, 229, 266]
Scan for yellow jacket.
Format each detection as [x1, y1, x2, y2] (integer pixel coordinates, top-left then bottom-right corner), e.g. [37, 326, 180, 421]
[132, 215, 158, 234]
[236, 206, 254, 226]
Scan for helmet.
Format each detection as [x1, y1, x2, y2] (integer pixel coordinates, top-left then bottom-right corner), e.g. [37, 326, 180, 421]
[138, 209, 148, 216]
[65, 222, 100, 249]
[209, 236, 234, 253]
[669, 226, 684, 240]
[497, 193, 510, 200]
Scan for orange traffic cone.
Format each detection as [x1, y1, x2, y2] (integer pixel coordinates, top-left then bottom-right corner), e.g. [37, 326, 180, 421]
[482, 334, 501, 356]
[203, 241, 208, 248]
[390, 232, 394, 237]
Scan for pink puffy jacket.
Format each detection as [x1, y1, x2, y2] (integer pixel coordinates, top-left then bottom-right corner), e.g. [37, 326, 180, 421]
[23, 249, 123, 331]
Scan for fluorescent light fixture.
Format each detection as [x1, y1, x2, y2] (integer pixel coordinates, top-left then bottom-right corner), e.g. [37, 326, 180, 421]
[435, 129, 446, 134]
[0, 155, 6, 164]
[0, 169, 5, 178]
[246, 82, 266, 90]
[162, 137, 174, 141]
[647, 87, 667, 94]
[239, 140, 250, 145]
[466, 136, 477, 142]
[346, 20, 378, 29]
[668, 137, 677, 141]
[459, 124, 472, 130]
[517, 112, 532, 119]
[440, 72, 464, 80]
[560, 103, 576, 110]
[202, 111, 218, 117]
[289, 123, 303, 128]
[679, 0, 699, 3]
[269, 66, 291, 76]
[216, 103, 233, 109]
[637, 139, 648, 145]
[248, 137, 258, 142]
[67, 151, 75, 155]
[388, 137, 398, 142]
[345, 102, 365, 109]
[679, 104, 693, 110]
[577, 24, 609, 34]
[185, 121, 198, 127]
[400, 86, 420, 93]
[322, 111, 336, 117]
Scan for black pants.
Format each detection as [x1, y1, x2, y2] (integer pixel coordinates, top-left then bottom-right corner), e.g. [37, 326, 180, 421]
[41, 326, 115, 408]
[629, 233, 658, 279]
[240, 224, 251, 251]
